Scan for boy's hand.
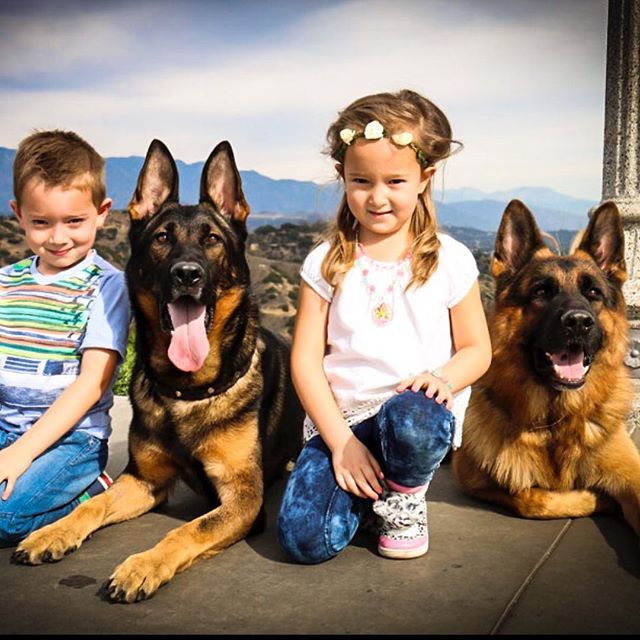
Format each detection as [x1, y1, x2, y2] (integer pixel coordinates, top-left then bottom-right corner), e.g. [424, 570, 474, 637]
[330, 434, 384, 500]
[396, 371, 454, 409]
[0, 445, 32, 500]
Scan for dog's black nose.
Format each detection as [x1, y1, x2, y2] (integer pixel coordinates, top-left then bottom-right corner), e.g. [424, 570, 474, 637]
[171, 261, 204, 287]
[561, 310, 595, 335]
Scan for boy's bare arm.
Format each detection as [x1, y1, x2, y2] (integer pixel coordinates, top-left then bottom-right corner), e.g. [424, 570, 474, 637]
[0, 348, 119, 499]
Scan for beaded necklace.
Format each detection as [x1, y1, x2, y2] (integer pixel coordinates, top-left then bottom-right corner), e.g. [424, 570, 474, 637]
[355, 242, 412, 326]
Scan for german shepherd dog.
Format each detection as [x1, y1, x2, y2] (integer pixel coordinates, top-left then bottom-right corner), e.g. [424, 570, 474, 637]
[453, 199, 640, 537]
[13, 140, 304, 602]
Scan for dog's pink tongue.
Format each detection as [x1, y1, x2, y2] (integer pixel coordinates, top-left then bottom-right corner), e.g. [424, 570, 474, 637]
[167, 300, 209, 372]
[550, 350, 586, 380]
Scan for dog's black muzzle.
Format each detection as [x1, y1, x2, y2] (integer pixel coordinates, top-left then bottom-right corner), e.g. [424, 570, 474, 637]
[530, 297, 602, 391]
[157, 260, 215, 334]
[171, 260, 205, 292]
[559, 309, 596, 339]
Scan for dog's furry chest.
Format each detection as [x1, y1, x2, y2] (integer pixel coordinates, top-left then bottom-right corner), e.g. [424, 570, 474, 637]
[130, 367, 261, 447]
[488, 420, 604, 492]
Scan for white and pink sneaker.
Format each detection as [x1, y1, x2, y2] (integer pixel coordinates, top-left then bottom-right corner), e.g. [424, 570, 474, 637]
[372, 480, 429, 559]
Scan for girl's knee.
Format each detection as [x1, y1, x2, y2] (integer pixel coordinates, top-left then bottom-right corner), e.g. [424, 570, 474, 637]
[381, 391, 454, 449]
[277, 485, 361, 564]
[277, 510, 333, 565]
[377, 392, 455, 486]
[276, 476, 334, 564]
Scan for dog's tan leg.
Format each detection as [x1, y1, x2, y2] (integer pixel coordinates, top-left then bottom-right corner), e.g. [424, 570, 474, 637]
[13, 440, 178, 565]
[453, 448, 616, 518]
[104, 420, 263, 603]
[474, 486, 614, 519]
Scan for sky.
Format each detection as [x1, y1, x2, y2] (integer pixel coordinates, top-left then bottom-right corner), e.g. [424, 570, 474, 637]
[0, 0, 609, 200]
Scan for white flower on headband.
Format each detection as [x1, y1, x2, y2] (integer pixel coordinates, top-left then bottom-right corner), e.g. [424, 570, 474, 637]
[336, 121, 429, 167]
[391, 132, 414, 146]
[339, 128, 356, 145]
[363, 120, 385, 140]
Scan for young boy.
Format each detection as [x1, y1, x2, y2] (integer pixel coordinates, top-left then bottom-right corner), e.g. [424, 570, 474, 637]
[0, 130, 131, 545]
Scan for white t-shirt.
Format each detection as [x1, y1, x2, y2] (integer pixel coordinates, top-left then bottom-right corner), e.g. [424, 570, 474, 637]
[300, 233, 479, 448]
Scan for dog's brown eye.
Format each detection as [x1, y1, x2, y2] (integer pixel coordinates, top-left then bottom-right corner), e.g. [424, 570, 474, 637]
[586, 287, 602, 300]
[205, 232, 221, 246]
[533, 286, 548, 298]
[154, 231, 168, 244]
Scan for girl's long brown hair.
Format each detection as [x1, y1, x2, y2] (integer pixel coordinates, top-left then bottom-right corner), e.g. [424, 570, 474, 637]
[321, 89, 461, 289]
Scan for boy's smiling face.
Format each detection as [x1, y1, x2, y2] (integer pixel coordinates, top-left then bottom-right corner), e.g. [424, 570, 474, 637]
[11, 177, 111, 275]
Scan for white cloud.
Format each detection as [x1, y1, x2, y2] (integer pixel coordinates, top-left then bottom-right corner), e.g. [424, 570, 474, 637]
[0, 5, 136, 76]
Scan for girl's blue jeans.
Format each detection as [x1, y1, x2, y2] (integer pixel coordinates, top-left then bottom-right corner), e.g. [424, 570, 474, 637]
[0, 427, 107, 545]
[277, 390, 455, 564]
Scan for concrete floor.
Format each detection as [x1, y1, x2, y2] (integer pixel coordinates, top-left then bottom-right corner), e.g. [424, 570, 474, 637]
[1, 396, 639, 635]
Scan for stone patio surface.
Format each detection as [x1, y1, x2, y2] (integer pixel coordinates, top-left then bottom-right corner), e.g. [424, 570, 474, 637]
[1, 396, 639, 635]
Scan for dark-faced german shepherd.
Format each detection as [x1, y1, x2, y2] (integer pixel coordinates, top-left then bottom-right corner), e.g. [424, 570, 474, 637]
[453, 199, 640, 537]
[13, 140, 304, 602]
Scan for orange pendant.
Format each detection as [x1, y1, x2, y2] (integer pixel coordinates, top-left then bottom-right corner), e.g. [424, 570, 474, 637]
[373, 301, 393, 325]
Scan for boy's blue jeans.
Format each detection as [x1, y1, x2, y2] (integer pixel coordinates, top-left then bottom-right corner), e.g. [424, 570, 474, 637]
[277, 391, 455, 564]
[0, 427, 107, 545]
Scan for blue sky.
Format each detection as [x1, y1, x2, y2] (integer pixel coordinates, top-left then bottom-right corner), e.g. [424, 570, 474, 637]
[0, 0, 608, 200]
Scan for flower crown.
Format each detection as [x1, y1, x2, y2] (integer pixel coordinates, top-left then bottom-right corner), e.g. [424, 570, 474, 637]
[336, 119, 430, 168]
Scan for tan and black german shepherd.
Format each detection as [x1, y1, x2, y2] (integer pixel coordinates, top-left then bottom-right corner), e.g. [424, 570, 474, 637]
[13, 140, 304, 602]
[453, 199, 640, 537]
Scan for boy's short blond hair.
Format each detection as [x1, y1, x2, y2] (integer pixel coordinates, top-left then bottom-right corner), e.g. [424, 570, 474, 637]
[13, 130, 106, 208]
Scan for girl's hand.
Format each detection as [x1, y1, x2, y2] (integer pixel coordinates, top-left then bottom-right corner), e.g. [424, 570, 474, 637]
[331, 434, 384, 500]
[396, 371, 454, 409]
[0, 445, 32, 500]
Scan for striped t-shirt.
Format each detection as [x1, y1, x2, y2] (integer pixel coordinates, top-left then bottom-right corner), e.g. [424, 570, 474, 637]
[0, 251, 131, 439]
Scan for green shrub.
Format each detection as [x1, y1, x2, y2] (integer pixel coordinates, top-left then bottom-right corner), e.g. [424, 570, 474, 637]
[113, 326, 136, 396]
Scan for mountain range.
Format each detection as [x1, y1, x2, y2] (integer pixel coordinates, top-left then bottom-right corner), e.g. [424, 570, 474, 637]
[0, 146, 596, 231]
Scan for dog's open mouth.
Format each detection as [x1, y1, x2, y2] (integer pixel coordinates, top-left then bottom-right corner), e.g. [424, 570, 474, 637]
[534, 347, 593, 389]
[162, 297, 212, 372]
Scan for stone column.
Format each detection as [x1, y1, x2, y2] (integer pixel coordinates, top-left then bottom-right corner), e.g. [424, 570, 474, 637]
[601, 0, 640, 432]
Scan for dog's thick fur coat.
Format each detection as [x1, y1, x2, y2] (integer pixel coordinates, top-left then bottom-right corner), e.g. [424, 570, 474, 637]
[453, 200, 640, 537]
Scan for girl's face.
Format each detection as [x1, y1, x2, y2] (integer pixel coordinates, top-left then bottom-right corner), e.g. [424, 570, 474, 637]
[340, 137, 432, 248]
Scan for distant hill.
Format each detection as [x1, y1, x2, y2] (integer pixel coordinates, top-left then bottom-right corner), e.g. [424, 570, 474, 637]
[435, 198, 589, 232]
[103, 155, 343, 217]
[440, 186, 595, 214]
[0, 146, 595, 231]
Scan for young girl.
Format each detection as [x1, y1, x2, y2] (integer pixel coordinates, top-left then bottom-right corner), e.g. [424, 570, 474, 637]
[277, 89, 491, 562]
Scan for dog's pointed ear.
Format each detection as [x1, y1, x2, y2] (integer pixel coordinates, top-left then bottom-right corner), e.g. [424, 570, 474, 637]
[575, 200, 626, 284]
[128, 140, 179, 221]
[200, 141, 250, 224]
[492, 200, 546, 278]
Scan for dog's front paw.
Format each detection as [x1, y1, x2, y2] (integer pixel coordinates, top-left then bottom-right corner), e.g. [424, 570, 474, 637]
[103, 552, 174, 603]
[12, 524, 82, 565]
